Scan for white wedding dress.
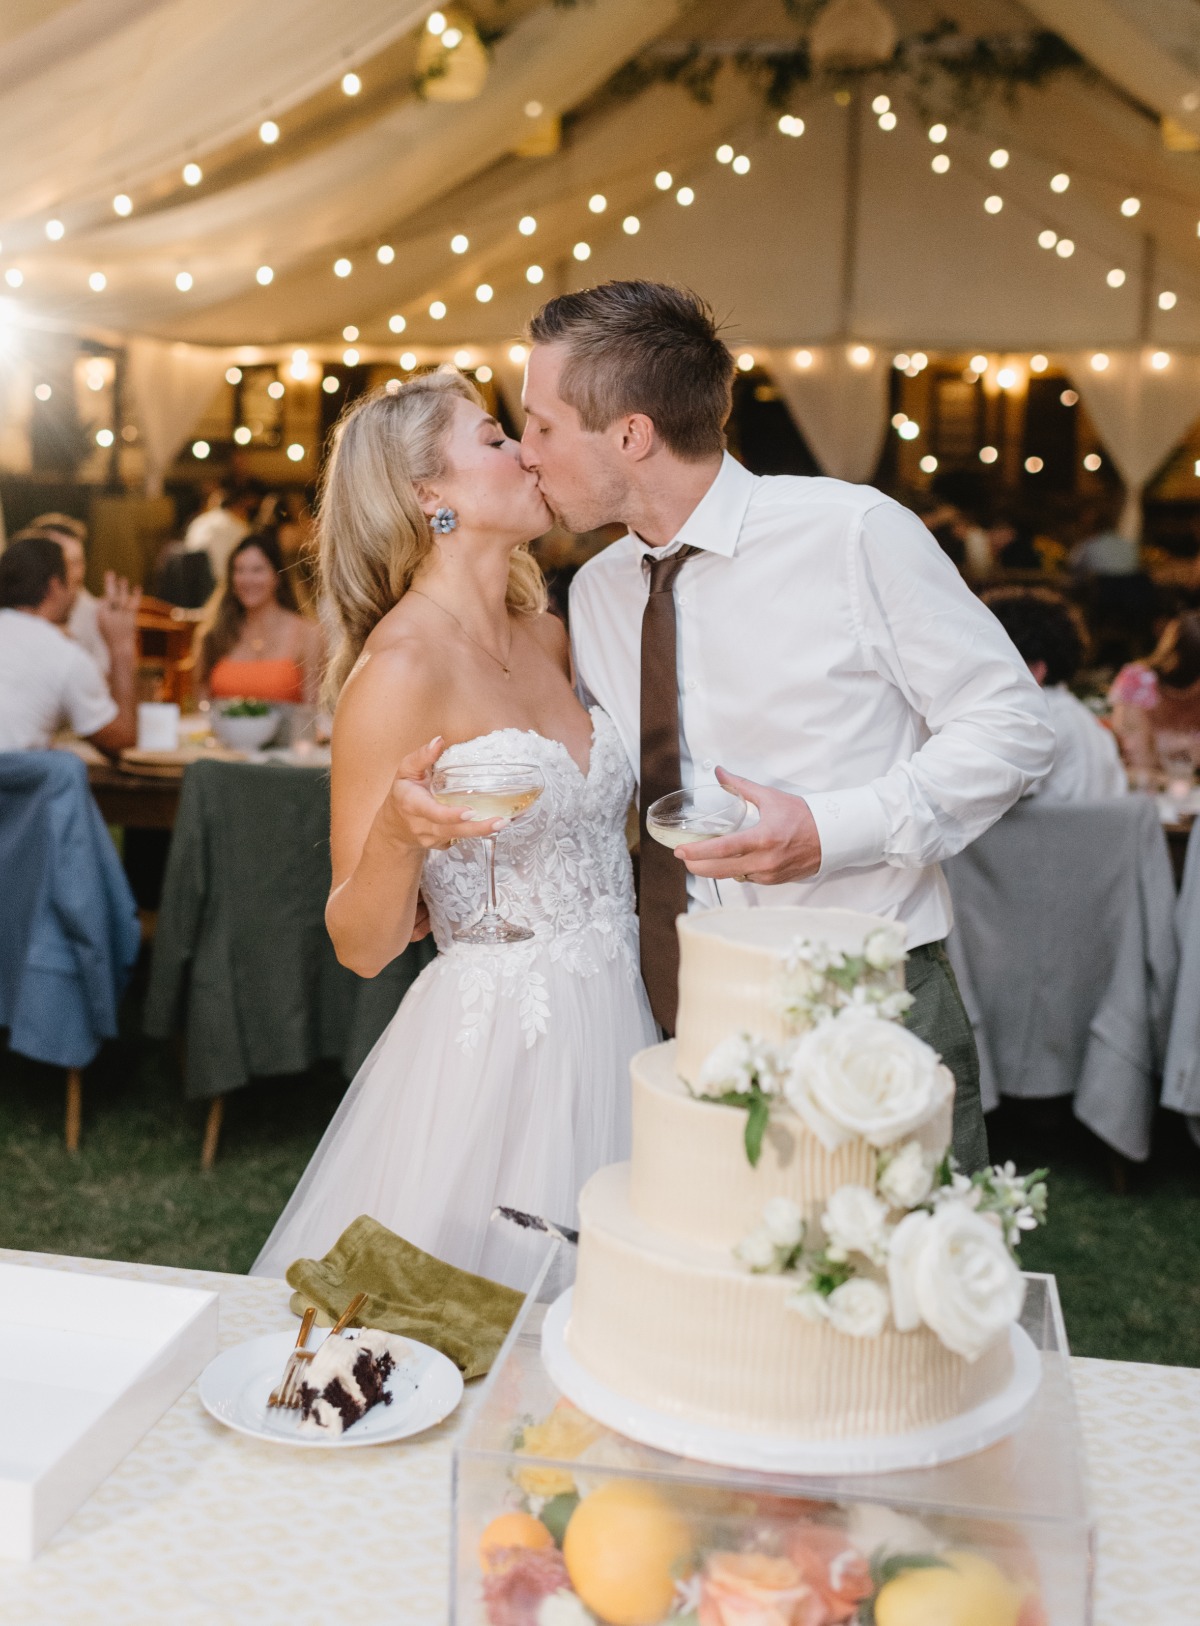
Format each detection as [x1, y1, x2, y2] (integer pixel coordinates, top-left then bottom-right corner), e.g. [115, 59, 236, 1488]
[253, 707, 655, 1291]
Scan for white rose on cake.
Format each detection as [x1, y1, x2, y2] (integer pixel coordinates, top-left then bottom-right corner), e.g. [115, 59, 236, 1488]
[784, 1012, 953, 1151]
[762, 1196, 805, 1249]
[822, 1184, 890, 1265]
[887, 1204, 1026, 1360]
[824, 1277, 891, 1338]
[878, 1140, 936, 1210]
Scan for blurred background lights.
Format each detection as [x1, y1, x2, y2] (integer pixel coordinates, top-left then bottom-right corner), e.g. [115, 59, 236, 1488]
[589, 194, 607, 212]
[377, 244, 395, 264]
[1151, 350, 1171, 369]
[88, 271, 107, 291]
[1107, 268, 1126, 287]
[266, 380, 285, 398]
[333, 257, 352, 277]
[928, 123, 947, 143]
[286, 444, 304, 462]
[1061, 388, 1079, 405]
[427, 11, 446, 33]
[526, 264, 544, 284]
[1056, 238, 1074, 257]
[342, 325, 358, 341]
[931, 154, 950, 174]
[45, 219, 64, 241]
[518, 215, 537, 235]
[1091, 353, 1109, 371]
[389, 314, 407, 332]
[736, 352, 755, 371]
[898, 420, 919, 439]
[1050, 172, 1070, 192]
[182, 163, 202, 186]
[476, 364, 493, 383]
[34, 383, 52, 402]
[1120, 197, 1140, 216]
[175, 271, 192, 290]
[919, 455, 938, 473]
[878, 110, 897, 130]
[112, 193, 132, 215]
[573, 242, 591, 261]
[984, 195, 1003, 214]
[989, 149, 1009, 168]
[450, 233, 469, 253]
[1030, 354, 1048, 372]
[321, 377, 339, 394]
[777, 115, 804, 136]
[259, 120, 279, 144]
[623, 215, 640, 234]
[225, 366, 242, 384]
[289, 349, 308, 379]
[454, 348, 471, 368]
[341, 72, 361, 96]
[979, 445, 999, 463]
[96, 429, 114, 448]
[1025, 456, 1044, 473]
[430, 299, 447, 318]
[1039, 230, 1057, 249]
[401, 351, 418, 369]
[508, 343, 528, 364]
[342, 347, 359, 365]
[716, 145, 733, 163]
[1083, 453, 1102, 471]
[1159, 290, 1178, 310]
[234, 424, 253, 441]
[192, 440, 210, 458]
[676, 186, 694, 205]
[655, 171, 672, 190]
[970, 355, 988, 372]
[872, 95, 890, 113]
[475, 283, 493, 302]
[732, 155, 750, 174]
[996, 366, 1018, 388]
[893, 353, 911, 369]
[256, 265, 273, 284]
[794, 349, 813, 368]
[849, 345, 873, 366]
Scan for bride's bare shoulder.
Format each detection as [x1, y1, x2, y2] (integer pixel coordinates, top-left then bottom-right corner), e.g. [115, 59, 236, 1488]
[336, 608, 448, 744]
[524, 608, 570, 671]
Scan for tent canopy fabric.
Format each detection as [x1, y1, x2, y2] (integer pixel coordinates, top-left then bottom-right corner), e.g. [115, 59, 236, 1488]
[3, 0, 1200, 355]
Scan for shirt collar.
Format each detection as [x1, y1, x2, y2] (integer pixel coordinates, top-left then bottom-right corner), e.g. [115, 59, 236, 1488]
[632, 451, 757, 561]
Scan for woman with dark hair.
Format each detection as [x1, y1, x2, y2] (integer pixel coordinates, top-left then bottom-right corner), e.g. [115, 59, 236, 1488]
[1110, 613, 1200, 771]
[196, 532, 322, 704]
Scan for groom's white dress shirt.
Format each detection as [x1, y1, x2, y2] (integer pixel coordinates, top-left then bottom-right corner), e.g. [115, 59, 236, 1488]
[569, 453, 1054, 948]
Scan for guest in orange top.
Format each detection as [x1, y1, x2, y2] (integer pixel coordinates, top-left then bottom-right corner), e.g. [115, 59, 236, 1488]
[196, 532, 322, 705]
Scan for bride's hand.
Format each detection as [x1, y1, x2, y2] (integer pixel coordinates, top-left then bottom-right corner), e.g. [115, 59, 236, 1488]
[382, 736, 506, 851]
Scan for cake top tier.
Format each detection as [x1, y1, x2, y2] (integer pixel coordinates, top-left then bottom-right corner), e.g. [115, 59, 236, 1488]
[675, 905, 903, 1087]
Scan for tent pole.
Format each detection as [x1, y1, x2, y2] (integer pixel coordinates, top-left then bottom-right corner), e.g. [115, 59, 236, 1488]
[837, 90, 863, 341]
[1138, 231, 1155, 344]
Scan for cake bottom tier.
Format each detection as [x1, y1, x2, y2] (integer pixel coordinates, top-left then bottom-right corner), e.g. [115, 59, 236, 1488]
[568, 1164, 1014, 1440]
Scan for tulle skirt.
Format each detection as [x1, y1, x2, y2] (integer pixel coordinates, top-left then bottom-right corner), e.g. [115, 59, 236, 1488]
[252, 929, 655, 1292]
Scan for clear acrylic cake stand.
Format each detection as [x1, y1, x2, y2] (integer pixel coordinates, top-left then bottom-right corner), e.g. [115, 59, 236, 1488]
[451, 1242, 1094, 1626]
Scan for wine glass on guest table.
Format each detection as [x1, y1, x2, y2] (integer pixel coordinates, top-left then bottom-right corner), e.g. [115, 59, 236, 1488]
[430, 762, 545, 943]
[646, 783, 748, 849]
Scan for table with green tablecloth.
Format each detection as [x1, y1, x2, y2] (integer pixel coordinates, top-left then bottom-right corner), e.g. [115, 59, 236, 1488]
[144, 757, 433, 1100]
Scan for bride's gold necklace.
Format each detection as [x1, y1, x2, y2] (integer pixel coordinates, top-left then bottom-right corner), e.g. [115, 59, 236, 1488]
[410, 590, 513, 678]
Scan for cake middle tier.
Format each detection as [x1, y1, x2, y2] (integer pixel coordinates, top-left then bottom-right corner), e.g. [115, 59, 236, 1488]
[630, 1042, 953, 1250]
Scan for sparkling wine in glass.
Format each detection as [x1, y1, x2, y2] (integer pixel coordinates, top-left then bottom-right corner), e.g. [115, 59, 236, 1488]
[430, 762, 545, 943]
[646, 784, 747, 849]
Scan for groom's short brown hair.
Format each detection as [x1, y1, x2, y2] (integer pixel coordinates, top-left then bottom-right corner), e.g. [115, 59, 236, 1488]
[528, 281, 733, 461]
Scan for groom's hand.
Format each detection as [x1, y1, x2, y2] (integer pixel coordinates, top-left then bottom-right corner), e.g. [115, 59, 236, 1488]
[675, 768, 822, 884]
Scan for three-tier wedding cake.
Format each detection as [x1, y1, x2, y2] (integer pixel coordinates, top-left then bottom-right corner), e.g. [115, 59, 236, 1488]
[565, 907, 1038, 1442]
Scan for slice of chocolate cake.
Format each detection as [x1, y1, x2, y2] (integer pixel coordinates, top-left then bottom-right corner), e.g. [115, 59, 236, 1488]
[297, 1329, 410, 1436]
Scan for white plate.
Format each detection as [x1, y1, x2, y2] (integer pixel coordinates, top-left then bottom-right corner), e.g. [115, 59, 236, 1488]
[541, 1288, 1041, 1475]
[198, 1328, 463, 1449]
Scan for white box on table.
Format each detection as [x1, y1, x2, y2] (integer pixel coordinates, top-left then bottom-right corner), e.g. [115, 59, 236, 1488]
[0, 1263, 219, 1560]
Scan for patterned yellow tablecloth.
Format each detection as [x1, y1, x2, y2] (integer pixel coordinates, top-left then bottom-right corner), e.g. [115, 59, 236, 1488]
[0, 1250, 1197, 1625]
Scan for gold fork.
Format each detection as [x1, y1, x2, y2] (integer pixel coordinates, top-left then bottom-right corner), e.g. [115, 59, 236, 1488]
[273, 1291, 369, 1411]
[269, 1304, 317, 1409]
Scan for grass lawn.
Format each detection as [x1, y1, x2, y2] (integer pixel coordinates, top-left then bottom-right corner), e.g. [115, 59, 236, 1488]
[1, 969, 1199, 1367]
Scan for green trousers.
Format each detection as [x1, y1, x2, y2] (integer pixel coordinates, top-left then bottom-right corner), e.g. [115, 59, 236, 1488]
[904, 941, 989, 1172]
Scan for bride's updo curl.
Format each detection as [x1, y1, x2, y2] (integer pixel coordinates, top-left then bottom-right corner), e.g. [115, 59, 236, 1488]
[317, 370, 547, 703]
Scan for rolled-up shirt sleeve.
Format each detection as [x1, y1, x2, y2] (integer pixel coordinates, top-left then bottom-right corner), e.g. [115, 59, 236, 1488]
[806, 500, 1055, 876]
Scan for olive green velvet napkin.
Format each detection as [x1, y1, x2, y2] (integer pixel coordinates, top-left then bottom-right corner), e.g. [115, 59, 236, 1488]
[285, 1214, 523, 1381]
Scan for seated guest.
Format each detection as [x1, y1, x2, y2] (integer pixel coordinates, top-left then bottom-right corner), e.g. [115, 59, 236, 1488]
[986, 586, 1126, 801]
[1070, 493, 1139, 578]
[27, 512, 109, 675]
[196, 532, 322, 705]
[0, 535, 138, 754]
[1110, 613, 1200, 771]
[184, 482, 263, 581]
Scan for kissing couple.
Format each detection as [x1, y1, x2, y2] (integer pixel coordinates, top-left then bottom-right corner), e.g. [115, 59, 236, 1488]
[254, 278, 1052, 1289]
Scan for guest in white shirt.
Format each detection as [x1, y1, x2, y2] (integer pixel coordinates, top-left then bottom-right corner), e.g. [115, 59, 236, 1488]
[183, 484, 263, 582]
[984, 587, 1127, 803]
[521, 281, 1054, 1168]
[27, 512, 110, 676]
[0, 535, 139, 756]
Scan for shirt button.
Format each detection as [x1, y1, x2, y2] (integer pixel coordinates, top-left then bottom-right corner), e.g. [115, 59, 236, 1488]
[677, 593, 688, 606]
[702, 758, 714, 771]
[685, 679, 698, 692]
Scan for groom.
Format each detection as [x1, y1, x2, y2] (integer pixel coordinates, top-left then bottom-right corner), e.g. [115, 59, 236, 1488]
[520, 281, 1054, 1170]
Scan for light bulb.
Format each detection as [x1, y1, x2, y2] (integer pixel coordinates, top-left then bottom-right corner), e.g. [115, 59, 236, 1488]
[175, 271, 193, 291]
[430, 299, 446, 318]
[979, 445, 998, 464]
[623, 216, 640, 234]
[476, 364, 493, 383]
[441, 27, 462, 46]
[450, 233, 469, 254]
[1107, 268, 1126, 288]
[919, 455, 938, 473]
[526, 264, 544, 284]
[389, 314, 407, 333]
[225, 366, 243, 384]
[984, 195, 1003, 214]
[286, 443, 304, 462]
[872, 95, 890, 114]
[573, 242, 591, 261]
[401, 351, 418, 369]
[256, 265, 274, 284]
[523, 99, 542, 117]
[1038, 229, 1057, 249]
[290, 349, 309, 379]
[113, 193, 132, 216]
[1091, 352, 1109, 371]
[794, 349, 813, 368]
[34, 383, 52, 402]
[931, 154, 950, 174]
[878, 111, 897, 131]
[454, 349, 472, 368]
[1151, 350, 1171, 369]
[893, 354, 910, 370]
[989, 149, 1009, 169]
[928, 123, 947, 143]
[676, 186, 695, 205]
[732, 155, 750, 175]
[96, 429, 114, 448]
[342, 325, 359, 341]
[427, 11, 446, 34]
[234, 425, 253, 442]
[849, 344, 873, 367]
[898, 421, 920, 440]
[716, 145, 733, 164]
[1120, 197, 1140, 217]
[1159, 290, 1178, 310]
[267, 380, 285, 399]
[377, 244, 395, 264]
[589, 193, 607, 212]
[518, 215, 537, 236]
[778, 115, 804, 137]
[322, 377, 339, 394]
[736, 352, 755, 372]
[970, 355, 988, 373]
[88, 271, 107, 292]
[1061, 389, 1079, 405]
[1025, 456, 1043, 473]
[509, 343, 528, 364]
[259, 120, 280, 144]
[1083, 453, 1102, 471]
[1050, 173, 1069, 193]
[996, 366, 1018, 388]
[475, 283, 493, 302]
[183, 163, 202, 186]
[45, 218, 64, 240]
[1055, 238, 1074, 257]
[1030, 354, 1048, 372]
[333, 257, 352, 277]
[342, 72, 361, 96]
[343, 348, 359, 366]
[192, 440, 210, 459]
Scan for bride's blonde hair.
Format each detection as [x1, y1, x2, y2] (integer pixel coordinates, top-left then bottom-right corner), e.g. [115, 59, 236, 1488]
[317, 371, 547, 703]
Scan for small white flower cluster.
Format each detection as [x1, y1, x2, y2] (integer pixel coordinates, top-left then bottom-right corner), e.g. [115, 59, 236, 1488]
[779, 925, 912, 1030]
[695, 1031, 788, 1099]
[736, 1139, 1044, 1361]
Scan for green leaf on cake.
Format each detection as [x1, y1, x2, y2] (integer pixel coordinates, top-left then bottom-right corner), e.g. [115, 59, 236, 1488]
[744, 1095, 770, 1167]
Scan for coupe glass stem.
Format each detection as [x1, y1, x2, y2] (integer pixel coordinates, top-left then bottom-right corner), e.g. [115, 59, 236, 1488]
[482, 832, 500, 918]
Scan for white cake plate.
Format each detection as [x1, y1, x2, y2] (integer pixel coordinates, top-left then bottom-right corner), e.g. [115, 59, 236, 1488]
[540, 1288, 1042, 1475]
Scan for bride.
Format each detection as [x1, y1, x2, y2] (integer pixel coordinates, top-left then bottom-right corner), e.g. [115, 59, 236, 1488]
[253, 373, 655, 1290]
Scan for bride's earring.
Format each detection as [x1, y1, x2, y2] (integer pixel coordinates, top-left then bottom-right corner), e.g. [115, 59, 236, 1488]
[430, 507, 458, 534]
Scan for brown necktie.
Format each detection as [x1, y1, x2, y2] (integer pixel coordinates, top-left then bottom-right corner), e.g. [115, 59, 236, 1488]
[639, 545, 700, 1034]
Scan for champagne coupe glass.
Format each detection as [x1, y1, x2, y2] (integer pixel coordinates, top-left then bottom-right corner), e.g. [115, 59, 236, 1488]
[645, 784, 747, 849]
[430, 762, 545, 944]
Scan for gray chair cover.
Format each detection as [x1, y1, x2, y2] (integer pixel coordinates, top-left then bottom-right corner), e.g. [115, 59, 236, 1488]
[1160, 819, 1200, 1147]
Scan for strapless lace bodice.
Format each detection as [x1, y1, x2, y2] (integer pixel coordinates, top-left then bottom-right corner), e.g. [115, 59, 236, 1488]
[421, 708, 641, 1051]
